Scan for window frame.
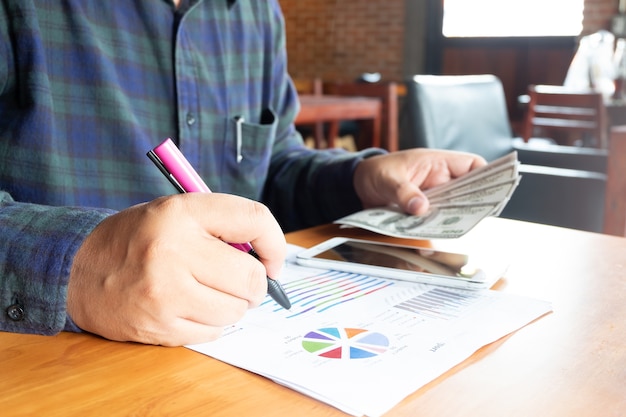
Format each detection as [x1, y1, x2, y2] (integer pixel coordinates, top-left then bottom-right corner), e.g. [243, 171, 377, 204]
[425, 0, 580, 74]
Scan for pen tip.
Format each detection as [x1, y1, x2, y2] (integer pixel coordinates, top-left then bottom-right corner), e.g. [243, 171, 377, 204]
[266, 276, 291, 310]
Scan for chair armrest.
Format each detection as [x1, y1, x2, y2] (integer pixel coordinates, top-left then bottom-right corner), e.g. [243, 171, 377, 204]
[512, 137, 608, 173]
[499, 164, 607, 233]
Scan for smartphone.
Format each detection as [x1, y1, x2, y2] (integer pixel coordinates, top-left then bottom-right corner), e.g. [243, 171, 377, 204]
[295, 237, 507, 290]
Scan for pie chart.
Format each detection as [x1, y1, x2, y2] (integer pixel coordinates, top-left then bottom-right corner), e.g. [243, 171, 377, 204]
[301, 327, 389, 359]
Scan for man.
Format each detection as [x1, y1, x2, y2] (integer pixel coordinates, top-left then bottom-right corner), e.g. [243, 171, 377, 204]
[0, 0, 485, 346]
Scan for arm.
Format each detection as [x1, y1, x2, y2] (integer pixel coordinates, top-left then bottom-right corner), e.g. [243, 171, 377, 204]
[260, 0, 387, 232]
[265, 145, 385, 232]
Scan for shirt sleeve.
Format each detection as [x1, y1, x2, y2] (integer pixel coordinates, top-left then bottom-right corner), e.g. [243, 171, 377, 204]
[0, 191, 114, 335]
[264, 146, 386, 233]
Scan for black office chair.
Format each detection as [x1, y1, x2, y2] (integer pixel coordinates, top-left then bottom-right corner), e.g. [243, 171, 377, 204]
[400, 74, 516, 161]
[399, 74, 608, 232]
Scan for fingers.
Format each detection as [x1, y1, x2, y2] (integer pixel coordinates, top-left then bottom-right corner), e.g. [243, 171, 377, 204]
[161, 320, 225, 347]
[160, 193, 287, 279]
[417, 151, 487, 190]
[128, 281, 254, 347]
[179, 236, 270, 309]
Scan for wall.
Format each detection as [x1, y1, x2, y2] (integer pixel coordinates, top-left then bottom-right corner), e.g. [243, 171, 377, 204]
[280, 0, 406, 82]
[585, 0, 620, 34]
[280, 0, 620, 83]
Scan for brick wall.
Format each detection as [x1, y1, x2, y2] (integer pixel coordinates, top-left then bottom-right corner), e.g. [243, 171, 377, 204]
[280, 0, 405, 82]
[280, 0, 620, 82]
[584, 0, 621, 34]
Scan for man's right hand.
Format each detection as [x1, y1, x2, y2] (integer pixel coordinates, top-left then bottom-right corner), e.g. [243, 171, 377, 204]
[67, 193, 286, 346]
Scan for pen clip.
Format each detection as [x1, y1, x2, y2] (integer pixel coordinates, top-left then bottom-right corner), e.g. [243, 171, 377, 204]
[234, 116, 244, 164]
[147, 150, 186, 193]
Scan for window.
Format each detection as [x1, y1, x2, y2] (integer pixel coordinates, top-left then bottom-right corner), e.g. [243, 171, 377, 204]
[442, 0, 584, 38]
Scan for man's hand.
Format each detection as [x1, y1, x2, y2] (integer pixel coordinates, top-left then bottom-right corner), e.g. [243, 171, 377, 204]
[353, 149, 487, 216]
[67, 193, 286, 346]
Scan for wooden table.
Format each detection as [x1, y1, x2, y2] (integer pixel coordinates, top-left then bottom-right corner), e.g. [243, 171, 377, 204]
[323, 82, 400, 152]
[295, 94, 382, 149]
[2, 217, 626, 416]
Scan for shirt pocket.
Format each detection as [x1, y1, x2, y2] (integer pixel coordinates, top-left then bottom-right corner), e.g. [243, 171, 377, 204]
[222, 108, 277, 200]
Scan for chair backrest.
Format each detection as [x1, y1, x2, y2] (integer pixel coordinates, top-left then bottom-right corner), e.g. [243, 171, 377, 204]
[400, 74, 515, 162]
[603, 126, 626, 236]
[521, 84, 608, 148]
[324, 81, 399, 151]
[292, 77, 323, 96]
[512, 139, 608, 174]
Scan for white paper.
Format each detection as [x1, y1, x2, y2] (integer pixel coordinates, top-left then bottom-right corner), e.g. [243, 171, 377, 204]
[188, 245, 552, 417]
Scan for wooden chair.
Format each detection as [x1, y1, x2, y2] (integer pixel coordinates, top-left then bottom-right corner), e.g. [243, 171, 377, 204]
[603, 125, 626, 236]
[292, 77, 324, 148]
[323, 81, 399, 151]
[521, 85, 608, 148]
[292, 77, 323, 96]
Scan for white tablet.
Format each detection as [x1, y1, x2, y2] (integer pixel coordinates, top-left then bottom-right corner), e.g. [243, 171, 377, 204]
[296, 237, 507, 290]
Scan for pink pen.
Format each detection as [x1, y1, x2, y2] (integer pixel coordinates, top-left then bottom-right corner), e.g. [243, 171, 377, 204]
[147, 138, 291, 309]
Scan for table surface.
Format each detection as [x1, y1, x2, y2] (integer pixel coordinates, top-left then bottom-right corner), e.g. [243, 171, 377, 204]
[295, 94, 381, 122]
[2, 217, 626, 417]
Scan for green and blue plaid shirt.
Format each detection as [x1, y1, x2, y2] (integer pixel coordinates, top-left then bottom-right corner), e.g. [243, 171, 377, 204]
[0, 0, 384, 335]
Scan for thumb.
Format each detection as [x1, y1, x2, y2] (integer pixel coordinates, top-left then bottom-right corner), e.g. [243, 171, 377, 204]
[397, 183, 430, 216]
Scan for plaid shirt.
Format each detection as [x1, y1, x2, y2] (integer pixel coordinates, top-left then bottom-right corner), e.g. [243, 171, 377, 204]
[0, 0, 384, 335]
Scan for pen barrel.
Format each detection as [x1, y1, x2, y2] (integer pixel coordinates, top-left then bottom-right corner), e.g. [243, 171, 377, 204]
[246, 246, 261, 260]
[152, 138, 211, 193]
[228, 242, 252, 252]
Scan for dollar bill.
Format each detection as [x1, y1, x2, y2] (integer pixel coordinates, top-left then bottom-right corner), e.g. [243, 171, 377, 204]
[425, 153, 519, 199]
[429, 178, 520, 206]
[335, 203, 501, 239]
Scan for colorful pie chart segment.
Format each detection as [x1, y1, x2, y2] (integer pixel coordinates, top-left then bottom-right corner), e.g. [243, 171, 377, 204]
[301, 327, 389, 359]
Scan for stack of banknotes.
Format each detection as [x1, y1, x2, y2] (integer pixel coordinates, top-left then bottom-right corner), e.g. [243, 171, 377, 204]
[335, 151, 521, 239]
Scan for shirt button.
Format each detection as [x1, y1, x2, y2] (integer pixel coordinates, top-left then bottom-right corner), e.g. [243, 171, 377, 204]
[186, 113, 196, 126]
[6, 304, 25, 321]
